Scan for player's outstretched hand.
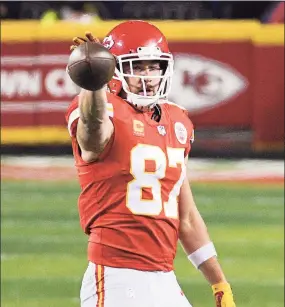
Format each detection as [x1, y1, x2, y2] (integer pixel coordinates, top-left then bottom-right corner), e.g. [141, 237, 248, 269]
[212, 282, 236, 307]
[70, 31, 100, 51]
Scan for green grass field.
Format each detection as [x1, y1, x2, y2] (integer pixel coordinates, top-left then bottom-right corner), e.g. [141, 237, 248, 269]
[1, 180, 284, 307]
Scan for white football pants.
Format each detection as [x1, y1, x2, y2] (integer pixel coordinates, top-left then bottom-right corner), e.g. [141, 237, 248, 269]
[80, 262, 193, 307]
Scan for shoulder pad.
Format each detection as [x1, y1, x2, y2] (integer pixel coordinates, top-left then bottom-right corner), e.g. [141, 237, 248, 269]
[159, 99, 187, 111]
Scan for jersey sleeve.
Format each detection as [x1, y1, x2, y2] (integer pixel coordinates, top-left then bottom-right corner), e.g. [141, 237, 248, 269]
[65, 93, 116, 166]
[65, 95, 80, 138]
[65, 93, 115, 138]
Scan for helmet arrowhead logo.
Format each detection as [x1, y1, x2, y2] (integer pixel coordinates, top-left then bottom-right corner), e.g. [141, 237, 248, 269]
[102, 35, 115, 50]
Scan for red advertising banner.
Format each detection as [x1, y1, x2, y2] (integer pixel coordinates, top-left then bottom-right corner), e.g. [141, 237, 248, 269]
[1, 21, 284, 152]
[1, 42, 76, 128]
[168, 41, 251, 127]
[252, 44, 284, 151]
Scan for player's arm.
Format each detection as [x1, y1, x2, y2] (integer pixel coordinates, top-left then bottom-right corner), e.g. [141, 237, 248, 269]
[70, 31, 114, 163]
[76, 88, 114, 163]
[178, 157, 236, 306]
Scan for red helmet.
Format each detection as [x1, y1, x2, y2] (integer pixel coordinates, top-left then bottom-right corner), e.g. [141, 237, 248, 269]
[102, 20, 174, 107]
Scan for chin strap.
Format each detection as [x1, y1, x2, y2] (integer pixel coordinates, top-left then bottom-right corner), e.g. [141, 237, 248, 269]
[151, 104, 161, 122]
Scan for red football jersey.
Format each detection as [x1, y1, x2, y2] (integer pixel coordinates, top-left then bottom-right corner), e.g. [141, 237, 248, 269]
[65, 92, 194, 272]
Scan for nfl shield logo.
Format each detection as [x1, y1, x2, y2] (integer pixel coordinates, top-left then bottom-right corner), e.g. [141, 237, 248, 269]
[157, 125, 166, 136]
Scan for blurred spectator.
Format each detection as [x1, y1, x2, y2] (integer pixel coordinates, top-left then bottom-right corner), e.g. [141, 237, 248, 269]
[40, 9, 59, 24]
[59, 2, 101, 22]
[0, 2, 8, 18]
[1, 1, 20, 19]
[262, 1, 284, 24]
[41, 3, 101, 24]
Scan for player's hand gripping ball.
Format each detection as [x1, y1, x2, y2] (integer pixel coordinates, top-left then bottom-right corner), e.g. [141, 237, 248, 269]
[69, 31, 99, 51]
[67, 33, 116, 91]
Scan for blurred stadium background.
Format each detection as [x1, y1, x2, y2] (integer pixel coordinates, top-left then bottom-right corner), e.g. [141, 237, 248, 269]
[1, 1, 284, 307]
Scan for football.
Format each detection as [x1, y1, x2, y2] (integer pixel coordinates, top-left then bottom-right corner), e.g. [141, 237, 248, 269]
[67, 41, 116, 91]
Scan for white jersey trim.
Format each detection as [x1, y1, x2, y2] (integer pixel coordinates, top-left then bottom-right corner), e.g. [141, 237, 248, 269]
[67, 108, 80, 136]
[67, 102, 114, 137]
[106, 102, 114, 117]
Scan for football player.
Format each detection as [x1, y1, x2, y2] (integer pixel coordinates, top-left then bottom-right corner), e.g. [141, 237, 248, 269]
[66, 20, 236, 307]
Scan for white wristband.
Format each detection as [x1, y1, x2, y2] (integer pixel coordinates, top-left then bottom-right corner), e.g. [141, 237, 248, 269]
[187, 242, 217, 269]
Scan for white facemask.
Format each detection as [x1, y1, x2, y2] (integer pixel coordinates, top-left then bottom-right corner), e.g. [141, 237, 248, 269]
[115, 46, 174, 107]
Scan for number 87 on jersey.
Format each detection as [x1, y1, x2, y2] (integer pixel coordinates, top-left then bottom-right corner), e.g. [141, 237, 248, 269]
[126, 144, 186, 219]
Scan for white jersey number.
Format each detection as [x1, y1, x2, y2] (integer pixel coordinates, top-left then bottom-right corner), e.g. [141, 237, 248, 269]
[126, 144, 185, 219]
